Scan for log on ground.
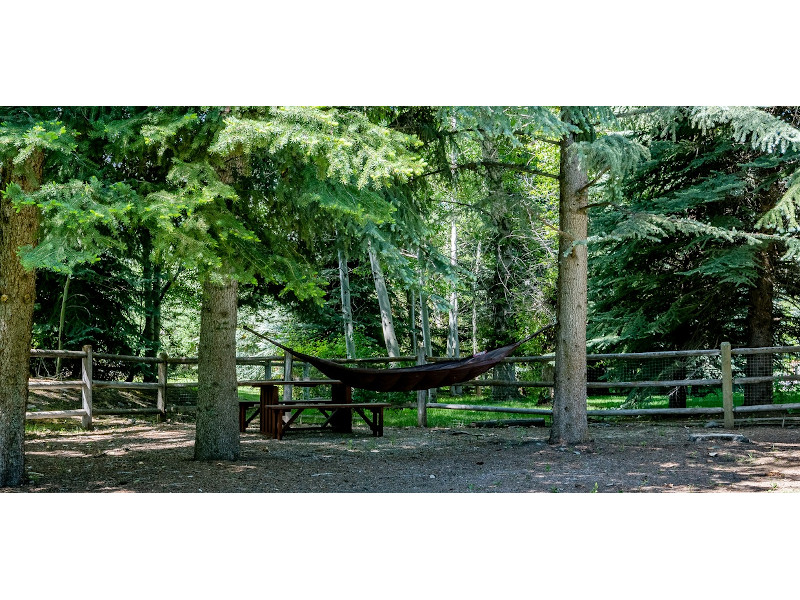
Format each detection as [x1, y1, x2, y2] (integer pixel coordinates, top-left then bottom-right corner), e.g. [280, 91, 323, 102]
[470, 418, 547, 428]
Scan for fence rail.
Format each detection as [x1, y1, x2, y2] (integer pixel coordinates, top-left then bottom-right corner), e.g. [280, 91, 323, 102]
[26, 341, 800, 429]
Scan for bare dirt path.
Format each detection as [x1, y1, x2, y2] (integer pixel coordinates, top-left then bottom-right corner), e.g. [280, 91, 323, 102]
[5, 419, 800, 493]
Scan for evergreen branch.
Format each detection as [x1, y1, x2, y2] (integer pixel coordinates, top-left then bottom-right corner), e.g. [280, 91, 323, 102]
[756, 171, 800, 232]
[438, 198, 492, 217]
[613, 107, 661, 119]
[690, 106, 800, 153]
[577, 167, 611, 195]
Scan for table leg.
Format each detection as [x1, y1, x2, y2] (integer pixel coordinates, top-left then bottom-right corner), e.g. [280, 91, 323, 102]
[330, 384, 352, 433]
[259, 386, 268, 434]
[259, 384, 278, 435]
[275, 409, 285, 440]
[239, 403, 247, 432]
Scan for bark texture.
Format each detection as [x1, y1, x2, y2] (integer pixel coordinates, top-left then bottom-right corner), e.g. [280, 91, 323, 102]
[368, 240, 400, 359]
[550, 131, 590, 444]
[0, 152, 44, 487]
[480, 140, 521, 402]
[446, 220, 460, 362]
[194, 277, 240, 461]
[744, 243, 776, 405]
[418, 254, 436, 402]
[446, 220, 461, 395]
[140, 230, 163, 381]
[338, 249, 356, 359]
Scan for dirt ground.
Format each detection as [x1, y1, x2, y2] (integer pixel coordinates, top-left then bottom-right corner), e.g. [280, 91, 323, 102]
[5, 415, 800, 493]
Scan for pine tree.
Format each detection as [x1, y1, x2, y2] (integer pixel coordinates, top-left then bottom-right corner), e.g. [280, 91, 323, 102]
[0, 109, 77, 486]
[142, 106, 429, 460]
[589, 107, 800, 407]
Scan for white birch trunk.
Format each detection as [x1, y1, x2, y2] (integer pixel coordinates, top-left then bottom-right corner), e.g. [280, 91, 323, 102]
[447, 220, 461, 395]
[472, 240, 482, 356]
[408, 290, 417, 353]
[338, 248, 356, 359]
[418, 251, 436, 402]
[368, 240, 400, 359]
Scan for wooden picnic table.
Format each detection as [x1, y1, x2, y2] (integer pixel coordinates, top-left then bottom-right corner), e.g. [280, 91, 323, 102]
[238, 380, 390, 440]
[264, 402, 391, 440]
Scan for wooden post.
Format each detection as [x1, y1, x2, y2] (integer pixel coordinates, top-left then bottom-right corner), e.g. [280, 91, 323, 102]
[260, 384, 279, 435]
[157, 352, 168, 422]
[302, 362, 311, 400]
[417, 347, 427, 427]
[264, 359, 272, 380]
[721, 341, 734, 428]
[81, 345, 93, 430]
[330, 384, 352, 433]
[283, 352, 294, 402]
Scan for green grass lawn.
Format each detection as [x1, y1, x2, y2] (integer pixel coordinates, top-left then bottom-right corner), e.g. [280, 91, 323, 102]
[239, 385, 800, 429]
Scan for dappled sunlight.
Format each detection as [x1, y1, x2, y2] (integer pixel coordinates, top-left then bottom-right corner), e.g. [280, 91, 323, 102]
[9, 420, 800, 493]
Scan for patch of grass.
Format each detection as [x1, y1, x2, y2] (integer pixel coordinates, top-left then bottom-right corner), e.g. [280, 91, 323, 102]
[25, 420, 82, 434]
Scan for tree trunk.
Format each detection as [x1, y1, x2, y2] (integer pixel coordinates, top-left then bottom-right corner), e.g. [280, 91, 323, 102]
[408, 290, 417, 355]
[338, 248, 356, 359]
[488, 233, 522, 402]
[368, 240, 400, 359]
[194, 277, 240, 461]
[447, 220, 461, 395]
[0, 152, 44, 487]
[480, 139, 521, 403]
[55, 273, 71, 376]
[418, 251, 436, 401]
[140, 230, 164, 382]
[667, 362, 688, 409]
[418, 253, 432, 359]
[472, 241, 482, 356]
[744, 242, 776, 406]
[550, 124, 590, 445]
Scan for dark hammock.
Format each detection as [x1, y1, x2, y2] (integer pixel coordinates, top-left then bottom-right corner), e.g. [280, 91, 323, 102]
[242, 325, 551, 393]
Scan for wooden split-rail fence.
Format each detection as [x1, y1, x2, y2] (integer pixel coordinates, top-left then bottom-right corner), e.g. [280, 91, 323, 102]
[25, 342, 800, 430]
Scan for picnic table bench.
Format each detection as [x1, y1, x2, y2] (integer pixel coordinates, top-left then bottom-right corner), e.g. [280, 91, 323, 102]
[238, 380, 390, 440]
[264, 402, 390, 440]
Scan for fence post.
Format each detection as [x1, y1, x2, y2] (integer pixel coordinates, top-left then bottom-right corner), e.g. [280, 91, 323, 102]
[283, 352, 294, 402]
[81, 345, 93, 430]
[302, 362, 311, 400]
[417, 347, 427, 427]
[157, 352, 168, 422]
[721, 341, 734, 428]
[264, 359, 272, 380]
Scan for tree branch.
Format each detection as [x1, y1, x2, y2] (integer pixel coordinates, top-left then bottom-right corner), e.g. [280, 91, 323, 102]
[613, 107, 661, 119]
[532, 136, 561, 146]
[577, 200, 614, 212]
[158, 267, 185, 303]
[577, 167, 610, 194]
[420, 160, 559, 180]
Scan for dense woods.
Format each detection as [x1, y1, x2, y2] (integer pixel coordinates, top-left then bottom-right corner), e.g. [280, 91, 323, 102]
[3, 105, 800, 485]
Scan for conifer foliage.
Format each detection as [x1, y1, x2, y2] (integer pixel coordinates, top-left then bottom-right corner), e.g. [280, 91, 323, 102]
[136, 107, 428, 460]
[589, 107, 800, 407]
[3, 105, 800, 485]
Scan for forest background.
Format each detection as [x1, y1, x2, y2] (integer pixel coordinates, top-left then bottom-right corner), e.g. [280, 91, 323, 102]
[4, 2, 792, 596]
